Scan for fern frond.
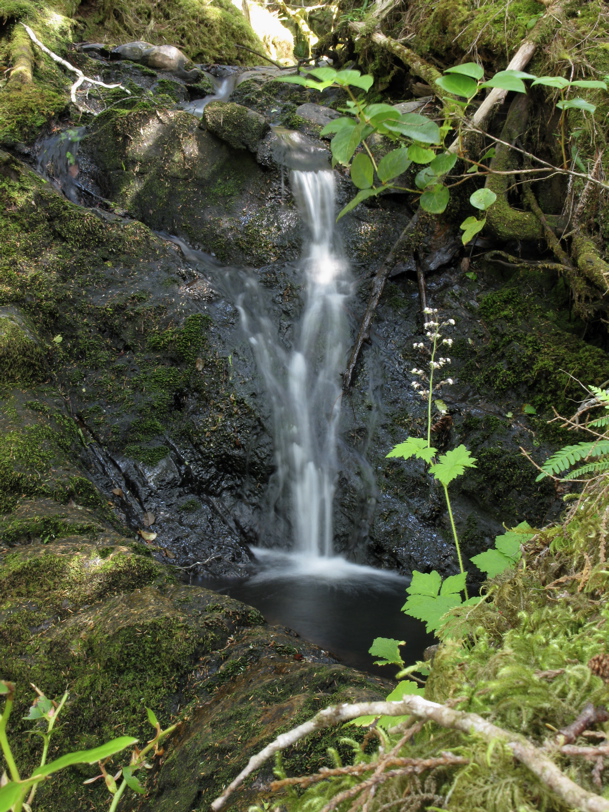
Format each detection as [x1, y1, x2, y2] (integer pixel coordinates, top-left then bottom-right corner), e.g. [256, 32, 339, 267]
[588, 385, 609, 406]
[562, 460, 609, 480]
[587, 415, 609, 429]
[536, 440, 609, 480]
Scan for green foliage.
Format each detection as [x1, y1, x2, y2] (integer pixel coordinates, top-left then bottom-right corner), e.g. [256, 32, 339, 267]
[471, 521, 534, 578]
[368, 636, 405, 667]
[402, 571, 477, 633]
[0, 682, 175, 812]
[536, 385, 609, 481]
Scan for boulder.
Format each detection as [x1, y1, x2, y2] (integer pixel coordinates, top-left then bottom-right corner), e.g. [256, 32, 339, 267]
[203, 101, 269, 152]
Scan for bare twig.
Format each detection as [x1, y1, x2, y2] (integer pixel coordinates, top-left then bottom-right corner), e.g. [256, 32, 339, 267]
[21, 24, 129, 111]
[210, 697, 609, 812]
[559, 704, 609, 745]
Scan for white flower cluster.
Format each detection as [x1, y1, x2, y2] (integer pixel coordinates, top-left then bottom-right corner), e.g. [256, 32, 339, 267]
[410, 308, 457, 399]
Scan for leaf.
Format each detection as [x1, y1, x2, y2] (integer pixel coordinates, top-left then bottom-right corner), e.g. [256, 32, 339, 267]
[53, 334, 63, 344]
[0, 781, 26, 812]
[460, 215, 485, 245]
[470, 547, 516, 579]
[444, 62, 484, 80]
[402, 593, 463, 633]
[407, 144, 436, 164]
[571, 79, 607, 89]
[429, 152, 458, 175]
[336, 187, 379, 220]
[142, 512, 155, 527]
[364, 103, 398, 118]
[440, 572, 467, 596]
[31, 737, 138, 779]
[536, 440, 609, 480]
[138, 530, 157, 542]
[386, 680, 425, 700]
[350, 152, 374, 189]
[436, 74, 478, 99]
[522, 403, 537, 415]
[531, 75, 570, 89]
[0, 682, 10, 694]
[334, 70, 374, 91]
[122, 766, 146, 795]
[557, 97, 596, 113]
[429, 444, 477, 486]
[320, 117, 356, 136]
[368, 637, 405, 667]
[481, 71, 527, 93]
[420, 183, 450, 214]
[306, 67, 338, 83]
[377, 148, 411, 182]
[414, 166, 437, 190]
[112, 488, 124, 497]
[408, 569, 442, 597]
[384, 113, 441, 144]
[469, 188, 497, 211]
[146, 707, 159, 729]
[276, 76, 313, 88]
[331, 122, 368, 165]
[386, 437, 437, 463]
[471, 522, 532, 577]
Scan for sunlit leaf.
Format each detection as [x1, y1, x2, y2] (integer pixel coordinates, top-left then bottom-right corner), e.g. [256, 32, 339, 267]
[531, 75, 570, 89]
[440, 572, 467, 596]
[571, 79, 607, 89]
[146, 707, 159, 729]
[429, 444, 477, 486]
[420, 183, 450, 214]
[331, 122, 369, 165]
[306, 67, 338, 83]
[460, 215, 485, 245]
[0, 781, 27, 812]
[350, 152, 374, 189]
[386, 437, 437, 463]
[469, 187, 497, 211]
[31, 737, 138, 779]
[368, 637, 405, 667]
[436, 74, 478, 99]
[122, 767, 146, 795]
[320, 117, 356, 136]
[377, 148, 411, 182]
[334, 70, 374, 91]
[444, 62, 484, 80]
[402, 593, 462, 633]
[408, 569, 442, 597]
[407, 144, 435, 164]
[385, 113, 441, 144]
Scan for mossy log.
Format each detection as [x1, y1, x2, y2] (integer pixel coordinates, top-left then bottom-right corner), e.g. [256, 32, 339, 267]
[8, 25, 35, 86]
[572, 234, 609, 296]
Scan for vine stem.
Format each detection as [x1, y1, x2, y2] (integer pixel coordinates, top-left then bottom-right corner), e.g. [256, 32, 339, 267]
[0, 687, 21, 783]
[442, 483, 468, 599]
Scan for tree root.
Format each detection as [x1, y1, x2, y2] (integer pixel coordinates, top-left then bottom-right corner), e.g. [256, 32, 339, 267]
[211, 696, 609, 812]
[21, 24, 129, 112]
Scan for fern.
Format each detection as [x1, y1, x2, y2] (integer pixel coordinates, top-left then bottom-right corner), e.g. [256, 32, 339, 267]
[588, 414, 609, 429]
[535, 440, 609, 480]
[562, 459, 609, 480]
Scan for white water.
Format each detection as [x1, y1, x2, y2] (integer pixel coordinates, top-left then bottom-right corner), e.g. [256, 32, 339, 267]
[238, 168, 352, 558]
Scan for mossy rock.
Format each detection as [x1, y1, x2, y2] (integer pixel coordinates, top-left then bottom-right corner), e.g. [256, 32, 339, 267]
[0, 306, 47, 385]
[203, 101, 269, 152]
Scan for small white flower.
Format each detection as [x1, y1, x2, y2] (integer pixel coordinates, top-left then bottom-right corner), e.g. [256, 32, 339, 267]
[448, 318, 455, 326]
[430, 361, 440, 369]
[443, 338, 453, 346]
[411, 381, 421, 389]
[422, 307, 437, 315]
[446, 378, 454, 385]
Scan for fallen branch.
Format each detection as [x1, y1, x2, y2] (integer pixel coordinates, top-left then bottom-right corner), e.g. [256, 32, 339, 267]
[21, 24, 129, 111]
[211, 696, 609, 812]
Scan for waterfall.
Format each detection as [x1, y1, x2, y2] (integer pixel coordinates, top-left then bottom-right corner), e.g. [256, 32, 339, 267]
[237, 167, 352, 558]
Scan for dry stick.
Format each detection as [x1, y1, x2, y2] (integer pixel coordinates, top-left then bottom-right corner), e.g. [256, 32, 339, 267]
[21, 24, 129, 110]
[342, 211, 420, 392]
[234, 43, 284, 69]
[210, 697, 609, 812]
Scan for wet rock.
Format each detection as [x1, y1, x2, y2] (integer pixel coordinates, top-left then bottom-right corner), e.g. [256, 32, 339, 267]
[203, 100, 269, 152]
[295, 102, 341, 127]
[111, 41, 200, 82]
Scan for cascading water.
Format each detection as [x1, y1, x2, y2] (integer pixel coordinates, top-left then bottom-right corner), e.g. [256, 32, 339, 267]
[240, 167, 351, 559]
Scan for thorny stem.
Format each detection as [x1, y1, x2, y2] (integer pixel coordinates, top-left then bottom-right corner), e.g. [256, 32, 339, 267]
[442, 482, 468, 599]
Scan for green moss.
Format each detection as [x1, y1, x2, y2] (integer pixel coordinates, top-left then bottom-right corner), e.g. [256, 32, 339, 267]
[122, 443, 169, 466]
[178, 497, 201, 512]
[0, 311, 47, 385]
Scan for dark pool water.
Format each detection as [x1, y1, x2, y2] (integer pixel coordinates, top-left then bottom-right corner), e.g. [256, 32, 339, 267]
[197, 549, 434, 677]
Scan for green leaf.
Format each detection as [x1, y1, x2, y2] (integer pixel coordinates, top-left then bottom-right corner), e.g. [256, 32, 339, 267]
[122, 766, 146, 795]
[470, 548, 515, 579]
[334, 70, 374, 91]
[330, 122, 367, 165]
[429, 444, 477, 486]
[377, 148, 411, 182]
[0, 781, 27, 812]
[320, 117, 356, 136]
[364, 103, 399, 118]
[368, 637, 405, 667]
[385, 113, 441, 144]
[146, 707, 159, 729]
[523, 403, 537, 415]
[351, 152, 374, 189]
[444, 62, 484, 80]
[436, 74, 478, 99]
[408, 569, 442, 597]
[460, 215, 485, 245]
[277, 76, 316, 88]
[429, 152, 458, 175]
[306, 67, 338, 83]
[402, 593, 462, 633]
[407, 144, 436, 164]
[440, 572, 467, 596]
[481, 70, 531, 93]
[386, 437, 437, 463]
[386, 680, 425, 700]
[336, 187, 379, 220]
[557, 97, 596, 113]
[32, 737, 138, 779]
[469, 188, 497, 211]
[420, 183, 450, 214]
[571, 79, 608, 89]
[415, 166, 437, 189]
[531, 75, 570, 89]
[0, 682, 10, 694]
[536, 439, 609, 480]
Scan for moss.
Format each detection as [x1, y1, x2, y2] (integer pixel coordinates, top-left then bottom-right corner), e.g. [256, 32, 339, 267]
[122, 443, 169, 466]
[0, 310, 47, 385]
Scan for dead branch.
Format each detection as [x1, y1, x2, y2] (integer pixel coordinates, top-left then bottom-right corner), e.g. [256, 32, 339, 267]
[210, 696, 609, 812]
[21, 24, 129, 111]
[559, 704, 609, 745]
[342, 210, 420, 392]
